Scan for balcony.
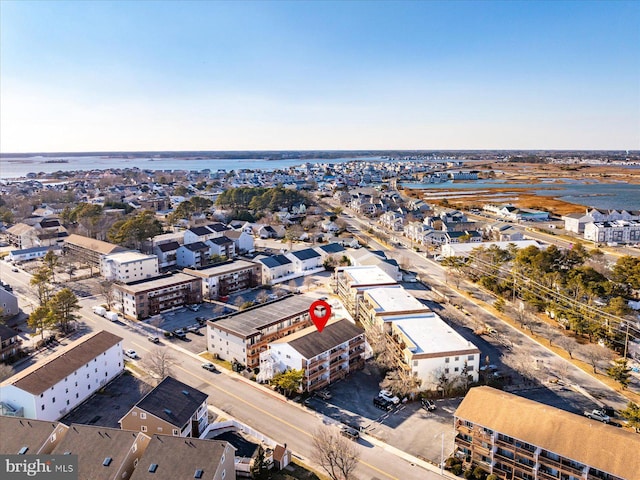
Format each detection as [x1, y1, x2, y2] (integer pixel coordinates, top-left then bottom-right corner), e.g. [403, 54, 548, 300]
[308, 355, 328, 369]
[454, 435, 472, 448]
[537, 470, 559, 480]
[306, 367, 325, 381]
[309, 377, 329, 391]
[330, 348, 347, 361]
[538, 456, 585, 477]
[493, 450, 515, 463]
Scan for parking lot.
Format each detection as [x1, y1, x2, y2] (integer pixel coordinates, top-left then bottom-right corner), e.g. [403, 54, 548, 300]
[303, 362, 462, 465]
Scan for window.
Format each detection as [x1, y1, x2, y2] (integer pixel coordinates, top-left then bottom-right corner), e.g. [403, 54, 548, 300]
[455, 356, 459, 361]
[76, 393, 79, 399]
[157, 427, 163, 432]
[221, 470, 225, 479]
[444, 357, 450, 363]
[66, 400, 69, 405]
[454, 367, 459, 372]
[52, 397, 55, 403]
[140, 412, 146, 419]
[103, 457, 112, 466]
[148, 464, 158, 473]
[468, 355, 474, 361]
[172, 429, 179, 436]
[444, 368, 449, 374]
[41, 405, 45, 410]
[65, 388, 68, 394]
[141, 426, 147, 432]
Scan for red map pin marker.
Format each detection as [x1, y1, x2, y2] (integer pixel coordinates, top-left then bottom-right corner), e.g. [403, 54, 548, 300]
[309, 300, 332, 333]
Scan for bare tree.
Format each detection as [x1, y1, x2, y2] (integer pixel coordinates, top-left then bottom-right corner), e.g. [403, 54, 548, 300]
[140, 347, 176, 385]
[256, 290, 268, 303]
[311, 425, 360, 480]
[380, 368, 421, 400]
[367, 328, 397, 371]
[555, 335, 577, 359]
[98, 280, 116, 310]
[0, 363, 14, 382]
[579, 344, 613, 374]
[304, 275, 314, 291]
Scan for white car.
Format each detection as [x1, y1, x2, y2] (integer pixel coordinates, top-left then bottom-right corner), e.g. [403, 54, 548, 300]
[378, 389, 400, 405]
[124, 349, 139, 359]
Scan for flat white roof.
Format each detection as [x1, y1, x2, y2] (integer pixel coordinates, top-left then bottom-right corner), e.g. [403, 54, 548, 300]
[393, 314, 479, 355]
[365, 287, 428, 314]
[103, 251, 157, 263]
[342, 266, 396, 286]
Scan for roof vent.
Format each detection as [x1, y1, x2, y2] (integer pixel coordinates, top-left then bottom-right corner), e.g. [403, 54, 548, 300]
[182, 390, 190, 396]
[194, 469, 203, 479]
[18, 447, 28, 455]
[103, 457, 112, 467]
[164, 408, 172, 415]
[149, 464, 158, 473]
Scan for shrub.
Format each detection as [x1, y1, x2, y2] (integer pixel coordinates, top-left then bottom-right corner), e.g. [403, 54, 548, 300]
[463, 468, 474, 479]
[487, 475, 499, 480]
[473, 466, 487, 480]
[451, 464, 463, 476]
[445, 457, 462, 469]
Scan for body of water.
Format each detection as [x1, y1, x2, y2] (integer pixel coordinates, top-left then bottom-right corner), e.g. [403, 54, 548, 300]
[0, 155, 386, 179]
[400, 180, 640, 211]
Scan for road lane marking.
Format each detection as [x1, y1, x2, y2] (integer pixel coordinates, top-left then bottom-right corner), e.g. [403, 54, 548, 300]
[174, 364, 399, 480]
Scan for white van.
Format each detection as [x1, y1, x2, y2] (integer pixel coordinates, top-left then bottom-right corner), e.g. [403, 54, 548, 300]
[104, 311, 119, 322]
[92, 306, 107, 317]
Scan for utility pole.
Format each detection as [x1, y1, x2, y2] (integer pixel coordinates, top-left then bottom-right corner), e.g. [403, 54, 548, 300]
[623, 321, 631, 359]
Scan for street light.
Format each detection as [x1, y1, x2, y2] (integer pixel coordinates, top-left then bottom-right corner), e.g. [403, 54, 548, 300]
[435, 432, 444, 475]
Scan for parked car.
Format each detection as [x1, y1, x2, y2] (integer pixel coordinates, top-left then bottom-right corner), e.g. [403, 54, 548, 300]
[378, 389, 400, 405]
[201, 362, 218, 372]
[339, 425, 360, 440]
[373, 396, 394, 411]
[124, 349, 139, 359]
[187, 325, 202, 335]
[584, 409, 610, 423]
[147, 335, 160, 343]
[316, 390, 332, 400]
[187, 304, 201, 312]
[422, 398, 436, 411]
[11, 267, 19, 272]
[172, 329, 187, 340]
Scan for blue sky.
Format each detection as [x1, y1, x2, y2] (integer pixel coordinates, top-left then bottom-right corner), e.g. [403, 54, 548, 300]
[1, 1, 638, 152]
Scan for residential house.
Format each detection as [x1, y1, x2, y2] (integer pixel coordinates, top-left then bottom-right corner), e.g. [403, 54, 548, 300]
[207, 295, 315, 368]
[120, 376, 209, 438]
[128, 435, 235, 480]
[184, 260, 262, 300]
[177, 242, 210, 268]
[258, 318, 366, 391]
[256, 255, 294, 285]
[445, 230, 483, 244]
[153, 241, 180, 271]
[0, 330, 123, 421]
[454, 386, 639, 480]
[8, 246, 60, 263]
[224, 229, 254, 254]
[100, 251, 159, 283]
[64, 234, 128, 268]
[0, 417, 69, 454]
[0, 323, 22, 363]
[207, 236, 235, 259]
[51, 425, 151, 480]
[183, 224, 229, 245]
[584, 220, 640, 245]
[379, 211, 405, 231]
[313, 242, 346, 263]
[320, 220, 340, 233]
[0, 284, 19, 318]
[285, 248, 324, 273]
[114, 273, 202, 320]
[6, 218, 67, 249]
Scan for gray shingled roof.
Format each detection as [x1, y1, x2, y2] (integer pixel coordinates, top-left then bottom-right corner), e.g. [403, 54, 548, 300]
[189, 226, 212, 236]
[0, 417, 65, 454]
[157, 241, 180, 252]
[7, 331, 122, 395]
[129, 435, 231, 480]
[181, 241, 208, 252]
[211, 295, 313, 338]
[134, 377, 207, 429]
[52, 425, 142, 480]
[280, 319, 364, 359]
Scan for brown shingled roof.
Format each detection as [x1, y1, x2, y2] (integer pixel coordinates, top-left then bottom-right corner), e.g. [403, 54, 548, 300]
[454, 386, 640, 479]
[4, 331, 122, 395]
[64, 233, 126, 255]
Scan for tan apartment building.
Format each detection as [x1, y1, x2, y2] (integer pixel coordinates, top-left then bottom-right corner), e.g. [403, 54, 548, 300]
[207, 294, 315, 368]
[51, 424, 151, 480]
[64, 233, 127, 268]
[0, 416, 69, 454]
[259, 318, 366, 391]
[454, 386, 639, 480]
[184, 259, 262, 300]
[114, 272, 202, 320]
[119, 376, 209, 438]
[129, 435, 235, 480]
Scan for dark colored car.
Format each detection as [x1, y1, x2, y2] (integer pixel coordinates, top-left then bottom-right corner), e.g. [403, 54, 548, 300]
[422, 398, 436, 411]
[339, 425, 359, 440]
[373, 396, 394, 411]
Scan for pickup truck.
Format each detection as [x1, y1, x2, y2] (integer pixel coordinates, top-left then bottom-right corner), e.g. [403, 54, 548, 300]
[584, 409, 610, 423]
